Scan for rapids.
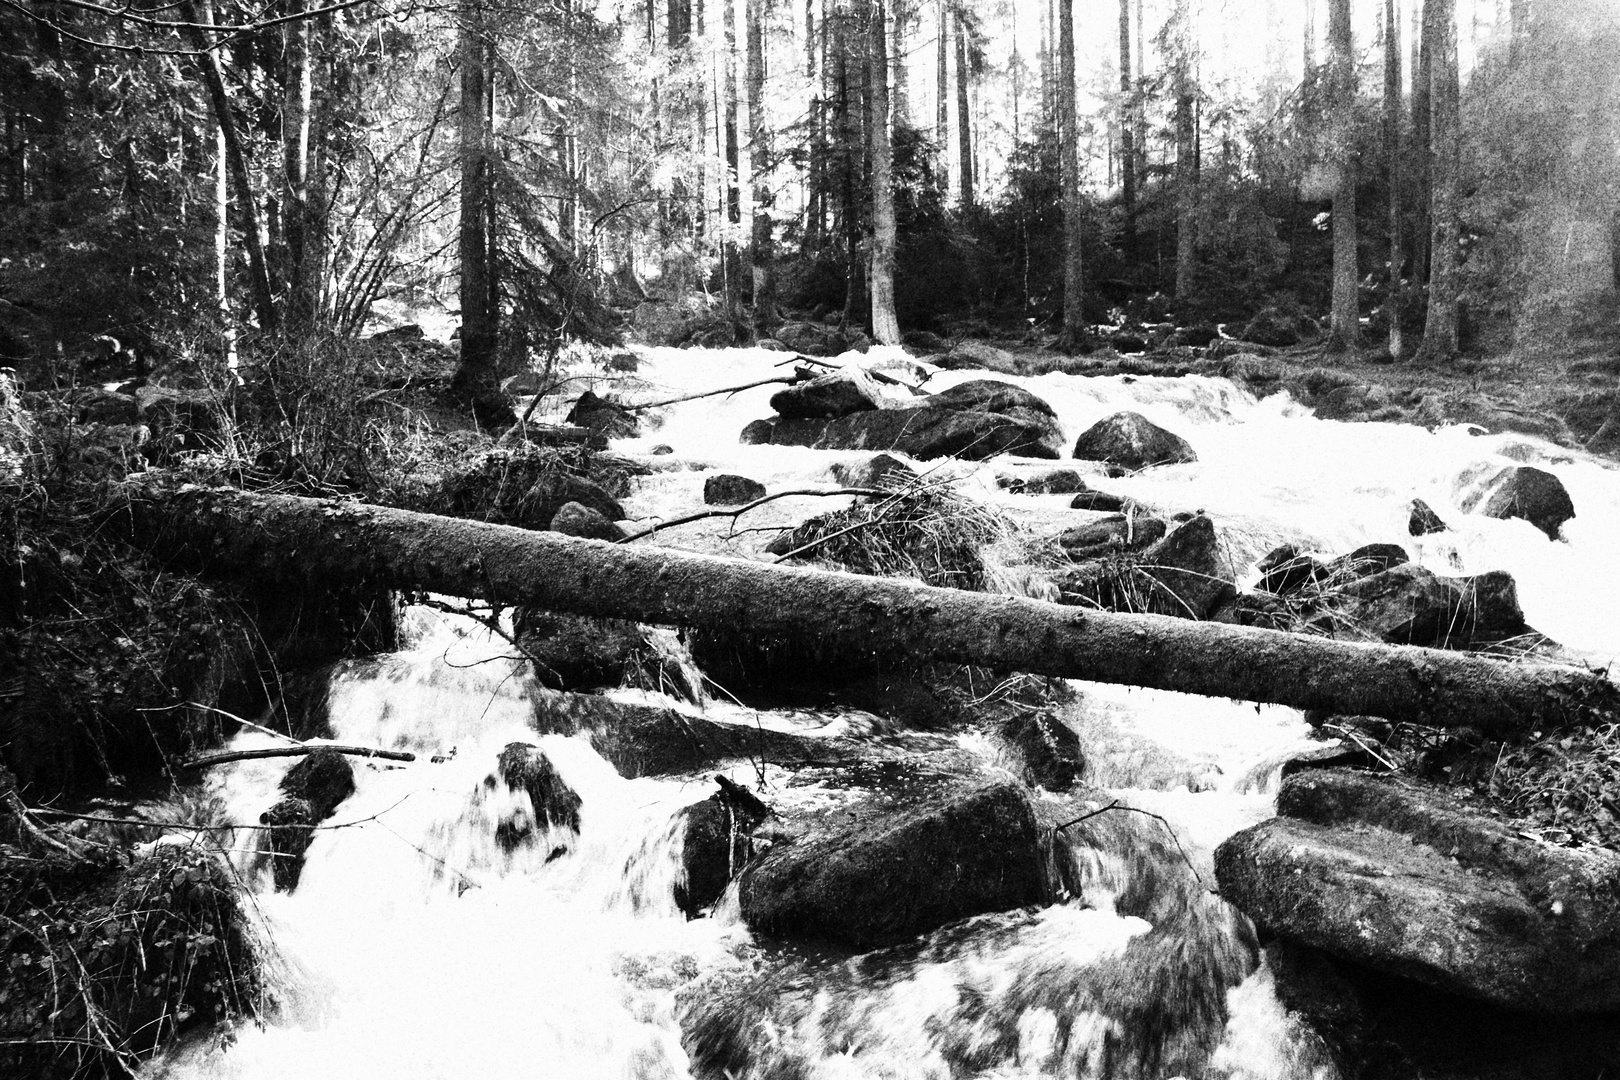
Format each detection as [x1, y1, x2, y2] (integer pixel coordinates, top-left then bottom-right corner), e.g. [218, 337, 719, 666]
[146, 346, 1620, 1079]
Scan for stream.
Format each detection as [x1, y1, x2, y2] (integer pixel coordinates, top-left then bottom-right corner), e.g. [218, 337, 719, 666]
[147, 346, 1620, 1079]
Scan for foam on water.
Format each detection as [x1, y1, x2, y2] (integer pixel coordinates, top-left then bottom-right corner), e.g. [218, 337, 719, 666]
[148, 347, 1620, 1079]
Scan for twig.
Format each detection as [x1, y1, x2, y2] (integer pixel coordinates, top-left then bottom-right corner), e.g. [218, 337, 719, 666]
[1053, 800, 1205, 887]
[33, 792, 419, 834]
[137, 701, 301, 745]
[181, 745, 415, 769]
[618, 487, 883, 543]
[629, 375, 798, 411]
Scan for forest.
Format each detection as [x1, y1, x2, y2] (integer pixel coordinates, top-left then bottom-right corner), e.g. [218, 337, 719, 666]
[4, 0, 1620, 1077]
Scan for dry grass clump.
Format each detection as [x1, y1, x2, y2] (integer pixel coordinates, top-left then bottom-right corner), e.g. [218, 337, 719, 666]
[771, 486, 1016, 591]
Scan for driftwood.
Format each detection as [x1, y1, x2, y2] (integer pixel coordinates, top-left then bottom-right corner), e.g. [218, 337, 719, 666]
[129, 484, 1620, 736]
[181, 745, 417, 770]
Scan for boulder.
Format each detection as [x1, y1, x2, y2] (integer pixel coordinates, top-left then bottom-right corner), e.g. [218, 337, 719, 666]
[550, 500, 624, 541]
[1053, 514, 1234, 618]
[1466, 466, 1575, 540]
[766, 404, 1060, 460]
[769, 369, 886, 419]
[565, 390, 640, 438]
[630, 300, 688, 345]
[1256, 544, 1324, 595]
[927, 379, 1056, 420]
[517, 472, 625, 529]
[650, 443, 675, 455]
[830, 452, 916, 489]
[1329, 564, 1526, 647]
[1071, 411, 1197, 470]
[1058, 513, 1166, 559]
[739, 419, 776, 445]
[513, 607, 648, 691]
[1324, 542, 1409, 579]
[1215, 770, 1620, 1013]
[1068, 490, 1127, 512]
[1238, 306, 1306, 347]
[738, 781, 1048, 948]
[1171, 324, 1220, 348]
[491, 742, 582, 855]
[936, 340, 1019, 373]
[1409, 497, 1449, 536]
[995, 712, 1085, 791]
[1109, 331, 1149, 354]
[1012, 468, 1088, 495]
[774, 321, 844, 356]
[703, 474, 767, 505]
[674, 780, 773, 917]
[260, 749, 356, 891]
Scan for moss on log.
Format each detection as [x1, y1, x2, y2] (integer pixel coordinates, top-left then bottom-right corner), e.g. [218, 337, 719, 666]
[129, 483, 1619, 736]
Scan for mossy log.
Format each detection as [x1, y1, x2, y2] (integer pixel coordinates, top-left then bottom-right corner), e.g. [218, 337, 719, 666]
[130, 484, 1619, 735]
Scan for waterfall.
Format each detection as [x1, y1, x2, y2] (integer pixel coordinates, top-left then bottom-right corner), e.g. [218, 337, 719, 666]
[147, 346, 1620, 1080]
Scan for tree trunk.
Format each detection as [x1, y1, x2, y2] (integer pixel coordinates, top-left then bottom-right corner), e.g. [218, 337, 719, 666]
[1304, 0, 1318, 69]
[182, 0, 278, 338]
[1327, 0, 1360, 353]
[724, 0, 744, 336]
[130, 485, 1620, 738]
[954, 10, 973, 209]
[1172, 0, 1197, 303]
[935, 0, 948, 193]
[281, 0, 316, 324]
[1118, 0, 1136, 255]
[1385, 0, 1405, 360]
[455, 0, 497, 395]
[1410, 0, 1431, 288]
[214, 115, 236, 374]
[746, 0, 777, 332]
[1058, 0, 1085, 346]
[868, 0, 901, 345]
[1413, 0, 1460, 364]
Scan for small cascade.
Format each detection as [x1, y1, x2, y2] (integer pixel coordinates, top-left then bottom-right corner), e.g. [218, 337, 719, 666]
[147, 347, 1620, 1079]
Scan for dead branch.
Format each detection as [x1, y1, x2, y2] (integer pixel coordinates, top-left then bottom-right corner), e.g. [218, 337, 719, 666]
[181, 745, 417, 770]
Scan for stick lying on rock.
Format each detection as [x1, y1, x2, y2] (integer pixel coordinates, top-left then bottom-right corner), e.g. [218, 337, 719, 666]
[129, 483, 1620, 736]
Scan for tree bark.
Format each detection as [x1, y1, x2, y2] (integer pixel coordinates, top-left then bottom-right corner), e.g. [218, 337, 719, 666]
[183, 0, 278, 338]
[954, 9, 973, 209]
[1172, 0, 1197, 302]
[935, 0, 948, 194]
[455, 0, 497, 394]
[867, 0, 901, 345]
[131, 485, 1620, 738]
[724, 0, 744, 336]
[1384, 0, 1405, 360]
[1327, 0, 1360, 353]
[1058, 0, 1085, 346]
[281, 0, 316, 324]
[1117, 0, 1136, 254]
[1413, 0, 1460, 364]
[746, 0, 777, 332]
[1410, 0, 1432, 289]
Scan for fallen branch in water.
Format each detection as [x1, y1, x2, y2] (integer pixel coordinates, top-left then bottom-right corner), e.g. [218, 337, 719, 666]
[618, 487, 882, 543]
[1054, 799, 1204, 887]
[181, 745, 417, 770]
[630, 375, 799, 411]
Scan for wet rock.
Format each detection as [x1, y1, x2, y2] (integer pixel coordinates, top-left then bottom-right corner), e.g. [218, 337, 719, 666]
[513, 608, 653, 691]
[769, 369, 886, 419]
[1011, 468, 1088, 495]
[1053, 515, 1234, 618]
[927, 379, 1057, 421]
[1325, 542, 1409, 579]
[650, 443, 675, 455]
[995, 712, 1085, 791]
[491, 742, 582, 854]
[1071, 411, 1197, 470]
[260, 749, 356, 891]
[1329, 563, 1526, 647]
[550, 500, 624, 540]
[1468, 465, 1576, 540]
[767, 403, 1061, 460]
[1068, 490, 1127, 512]
[738, 781, 1048, 948]
[1110, 331, 1149, 353]
[830, 452, 916, 489]
[1215, 769, 1620, 1013]
[834, 674, 960, 730]
[518, 471, 625, 529]
[1209, 591, 1294, 630]
[739, 418, 775, 445]
[1255, 544, 1322, 595]
[1409, 497, 1449, 536]
[674, 780, 773, 917]
[703, 473, 767, 505]
[1057, 513, 1166, 559]
[566, 390, 640, 438]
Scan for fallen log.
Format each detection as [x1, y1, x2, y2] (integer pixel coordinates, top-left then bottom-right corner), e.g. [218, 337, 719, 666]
[129, 483, 1620, 735]
[181, 745, 417, 770]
